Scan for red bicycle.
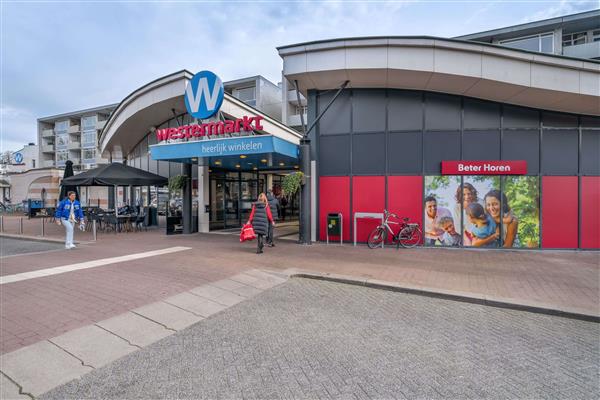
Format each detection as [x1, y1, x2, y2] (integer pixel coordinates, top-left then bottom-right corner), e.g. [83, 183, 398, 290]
[367, 210, 422, 249]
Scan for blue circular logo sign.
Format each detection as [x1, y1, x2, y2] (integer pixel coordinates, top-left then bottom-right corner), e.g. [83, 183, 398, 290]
[184, 71, 224, 120]
[14, 153, 23, 164]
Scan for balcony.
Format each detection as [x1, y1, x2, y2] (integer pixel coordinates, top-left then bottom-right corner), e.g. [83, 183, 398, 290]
[563, 41, 600, 59]
[42, 129, 54, 138]
[96, 120, 107, 130]
[68, 125, 80, 134]
[287, 113, 308, 128]
[68, 142, 81, 150]
[43, 160, 55, 168]
[41, 144, 55, 153]
[287, 89, 307, 105]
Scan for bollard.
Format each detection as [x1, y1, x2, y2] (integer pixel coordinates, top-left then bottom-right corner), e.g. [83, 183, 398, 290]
[93, 219, 97, 241]
[41, 217, 45, 237]
[19, 217, 23, 235]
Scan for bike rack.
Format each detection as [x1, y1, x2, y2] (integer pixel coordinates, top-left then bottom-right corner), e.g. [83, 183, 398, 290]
[354, 212, 384, 247]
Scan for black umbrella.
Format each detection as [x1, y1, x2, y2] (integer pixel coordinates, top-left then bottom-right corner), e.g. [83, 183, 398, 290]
[61, 163, 168, 186]
[59, 160, 79, 201]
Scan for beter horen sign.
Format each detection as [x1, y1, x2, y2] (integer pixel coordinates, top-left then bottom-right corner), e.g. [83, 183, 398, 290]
[441, 160, 527, 175]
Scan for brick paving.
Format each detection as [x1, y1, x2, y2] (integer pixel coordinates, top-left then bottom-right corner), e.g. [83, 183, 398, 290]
[1, 228, 598, 355]
[41, 279, 600, 399]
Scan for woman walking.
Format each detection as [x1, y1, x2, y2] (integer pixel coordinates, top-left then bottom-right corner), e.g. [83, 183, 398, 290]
[55, 191, 85, 249]
[247, 193, 275, 254]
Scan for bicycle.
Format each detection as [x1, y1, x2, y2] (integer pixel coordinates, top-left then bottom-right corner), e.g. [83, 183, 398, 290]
[367, 209, 422, 249]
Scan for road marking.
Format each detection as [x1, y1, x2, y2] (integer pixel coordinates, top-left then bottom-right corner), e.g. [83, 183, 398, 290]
[0, 247, 192, 285]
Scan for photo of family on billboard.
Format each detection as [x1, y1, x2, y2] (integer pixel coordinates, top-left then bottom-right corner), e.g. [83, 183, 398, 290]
[424, 176, 540, 248]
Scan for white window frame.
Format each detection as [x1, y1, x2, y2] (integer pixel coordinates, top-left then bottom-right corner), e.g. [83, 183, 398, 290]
[562, 31, 588, 47]
[500, 32, 554, 53]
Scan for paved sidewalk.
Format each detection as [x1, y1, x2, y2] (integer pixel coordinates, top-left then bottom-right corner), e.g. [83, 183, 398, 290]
[40, 279, 600, 399]
[1, 231, 598, 356]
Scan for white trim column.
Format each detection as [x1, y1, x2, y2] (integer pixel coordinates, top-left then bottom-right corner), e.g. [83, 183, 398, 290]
[197, 165, 210, 233]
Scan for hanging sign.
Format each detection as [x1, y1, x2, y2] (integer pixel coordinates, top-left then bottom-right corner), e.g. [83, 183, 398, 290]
[441, 160, 527, 175]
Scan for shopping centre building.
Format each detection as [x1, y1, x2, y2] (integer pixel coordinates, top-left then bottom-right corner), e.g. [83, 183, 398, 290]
[58, 10, 600, 249]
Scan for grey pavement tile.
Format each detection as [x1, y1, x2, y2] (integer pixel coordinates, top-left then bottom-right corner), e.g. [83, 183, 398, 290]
[0, 340, 92, 397]
[189, 285, 246, 307]
[96, 312, 171, 348]
[40, 279, 600, 400]
[0, 373, 30, 400]
[164, 291, 228, 317]
[49, 324, 138, 368]
[228, 283, 263, 298]
[209, 278, 248, 291]
[133, 301, 204, 331]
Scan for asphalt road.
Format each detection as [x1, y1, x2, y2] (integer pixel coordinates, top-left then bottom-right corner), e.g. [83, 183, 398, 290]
[41, 278, 599, 399]
[1, 237, 64, 257]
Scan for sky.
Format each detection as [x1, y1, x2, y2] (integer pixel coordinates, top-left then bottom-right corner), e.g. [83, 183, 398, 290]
[1, 0, 598, 152]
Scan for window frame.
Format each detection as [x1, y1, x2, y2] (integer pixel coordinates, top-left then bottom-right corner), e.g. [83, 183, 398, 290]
[500, 32, 554, 53]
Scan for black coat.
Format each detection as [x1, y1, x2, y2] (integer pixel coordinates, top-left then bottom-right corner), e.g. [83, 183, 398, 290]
[267, 194, 279, 221]
[251, 202, 270, 236]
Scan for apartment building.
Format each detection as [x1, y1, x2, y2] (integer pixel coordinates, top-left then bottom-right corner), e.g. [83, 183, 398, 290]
[224, 75, 283, 121]
[456, 9, 600, 60]
[37, 104, 118, 170]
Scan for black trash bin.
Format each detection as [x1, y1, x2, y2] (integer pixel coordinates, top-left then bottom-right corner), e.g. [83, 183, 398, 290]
[327, 213, 343, 244]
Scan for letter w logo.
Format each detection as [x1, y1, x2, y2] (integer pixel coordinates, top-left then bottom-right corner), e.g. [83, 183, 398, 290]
[185, 71, 224, 119]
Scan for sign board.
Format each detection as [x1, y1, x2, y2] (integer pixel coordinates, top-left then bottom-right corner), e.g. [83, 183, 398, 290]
[13, 152, 23, 164]
[155, 116, 264, 142]
[184, 71, 224, 119]
[441, 160, 527, 175]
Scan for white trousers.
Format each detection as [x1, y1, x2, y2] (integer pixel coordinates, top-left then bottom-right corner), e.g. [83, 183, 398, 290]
[62, 220, 74, 247]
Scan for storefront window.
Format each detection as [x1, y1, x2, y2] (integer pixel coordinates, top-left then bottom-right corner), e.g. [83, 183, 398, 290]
[462, 177, 500, 248]
[424, 176, 462, 247]
[501, 176, 540, 248]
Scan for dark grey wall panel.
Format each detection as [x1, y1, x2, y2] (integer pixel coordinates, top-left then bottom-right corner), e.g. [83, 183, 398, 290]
[503, 106, 539, 128]
[462, 130, 500, 160]
[543, 112, 578, 127]
[352, 133, 386, 174]
[318, 91, 351, 135]
[352, 90, 386, 133]
[158, 161, 169, 177]
[581, 130, 600, 175]
[424, 131, 461, 174]
[464, 99, 500, 129]
[319, 134, 351, 175]
[581, 116, 600, 128]
[425, 94, 461, 130]
[169, 161, 182, 177]
[502, 130, 540, 175]
[542, 129, 578, 175]
[388, 91, 423, 131]
[388, 131, 422, 174]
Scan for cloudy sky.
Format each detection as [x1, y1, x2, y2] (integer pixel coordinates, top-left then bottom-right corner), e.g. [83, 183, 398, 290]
[1, 0, 597, 152]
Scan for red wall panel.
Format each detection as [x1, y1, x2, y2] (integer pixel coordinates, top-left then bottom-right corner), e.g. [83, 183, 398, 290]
[319, 177, 350, 241]
[542, 176, 578, 248]
[387, 176, 423, 244]
[352, 176, 386, 243]
[581, 176, 600, 249]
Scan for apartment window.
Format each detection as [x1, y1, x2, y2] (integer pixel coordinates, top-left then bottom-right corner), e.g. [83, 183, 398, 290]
[82, 115, 97, 129]
[82, 148, 95, 162]
[56, 133, 69, 150]
[56, 150, 68, 165]
[563, 32, 587, 47]
[294, 105, 307, 115]
[593, 30, 600, 42]
[233, 86, 256, 106]
[55, 120, 69, 132]
[500, 33, 554, 53]
[82, 131, 96, 148]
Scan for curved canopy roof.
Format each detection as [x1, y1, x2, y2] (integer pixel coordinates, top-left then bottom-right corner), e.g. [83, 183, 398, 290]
[278, 36, 600, 116]
[99, 70, 301, 158]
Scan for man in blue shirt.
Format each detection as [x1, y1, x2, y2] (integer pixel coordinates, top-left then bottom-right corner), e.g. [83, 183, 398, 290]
[55, 191, 85, 249]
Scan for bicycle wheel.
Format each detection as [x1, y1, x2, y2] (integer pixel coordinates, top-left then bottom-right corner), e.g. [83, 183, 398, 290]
[399, 226, 422, 248]
[367, 227, 386, 249]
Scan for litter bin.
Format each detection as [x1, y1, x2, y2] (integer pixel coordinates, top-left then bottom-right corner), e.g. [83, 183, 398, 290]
[326, 213, 343, 245]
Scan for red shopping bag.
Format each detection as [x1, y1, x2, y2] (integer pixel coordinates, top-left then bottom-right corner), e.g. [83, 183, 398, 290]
[240, 223, 256, 242]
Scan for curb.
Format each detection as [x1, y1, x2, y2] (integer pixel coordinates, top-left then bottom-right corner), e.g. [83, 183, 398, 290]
[0, 233, 89, 245]
[287, 270, 600, 323]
